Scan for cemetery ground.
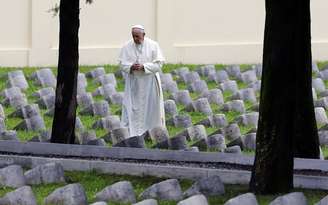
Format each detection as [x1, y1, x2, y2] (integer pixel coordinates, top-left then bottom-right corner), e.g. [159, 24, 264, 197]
[0, 63, 328, 204]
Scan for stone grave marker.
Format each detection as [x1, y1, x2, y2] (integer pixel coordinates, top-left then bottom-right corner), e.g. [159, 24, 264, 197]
[223, 123, 241, 141]
[25, 162, 65, 185]
[14, 115, 46, 131]
[31, 68, 56, 87]
[200, 89, 224, 105]
[9, 104, 41, 119]
[160, 73, 174, 85]
[197, 64, 216, 77]
[147, 126, 170, 144]
[7, 70, 29, 90]
[184, 71, 200, 84]
[312, 78, 326, 93]
[0, 130, 19, 141]
[3, 95, 28, 108]
[315, 107, 328, 126]
[174, 66, 189, 75]
[113, 135, 145, 148]
[211, 114, 228, 128]
[174, 67, 190, 78]
[184, 176, 225, 197]
[76, 130, 97, 145]
[94, 73, 117, 87]
[79, 100, 110, 117]
[111, 127, 130, 145]
[319, 69, 328, 80]
[188, 80, 208, 93]
[92, 115, 121, 131]
[248, 80, 261, 93]
[108, 92, 124, 105]
[32, 87, 55, 99]
[95, 181, 136, 204]
[44, 183, 88, 205]
[164, 100, 178, 116]
[235, 112, 259, 127]
[207, 134, 226, 152]
[36, 93, 55, 109]
[243, 133, 256, 150]
[187, 125, 207, 141]
[172, 114, 192, 128]
[241, 70, 257, 84]
[191, 98, 212, 115]
[1, 86, 24, 99]
[162, 81, 179, 94]
[0, 165, 26, 188]
[86, 67, 106, 78]
[77, 92, 94, 109]
[222, 100, 245, 113]
[140, 179, 183, 201]
[230, 88, 257, 104]
[92, 83, 116, 98]
[314, 97, 328, 109]
[171, 90, 192, 106]
[225, 65, 241, 79]
[170, 135, 188, 150]
[214, 70, 230, 83]
[219, 80, 239, 95]
[7, 70, 24, 79]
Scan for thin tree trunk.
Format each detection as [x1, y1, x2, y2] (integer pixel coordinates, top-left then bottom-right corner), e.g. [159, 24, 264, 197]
[249, 0, 319, 194]
[51, 0, 80, 144]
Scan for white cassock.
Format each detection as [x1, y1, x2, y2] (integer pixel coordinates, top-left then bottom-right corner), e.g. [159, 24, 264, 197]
[118, 37, 165, 136]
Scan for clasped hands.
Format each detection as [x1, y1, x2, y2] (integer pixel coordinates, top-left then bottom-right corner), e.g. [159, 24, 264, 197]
[130, 63, 144, 72]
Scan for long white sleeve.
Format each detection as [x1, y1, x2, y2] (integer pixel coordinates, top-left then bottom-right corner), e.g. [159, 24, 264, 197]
[119, 62, 132, 73]
[143, 61, 163, 74]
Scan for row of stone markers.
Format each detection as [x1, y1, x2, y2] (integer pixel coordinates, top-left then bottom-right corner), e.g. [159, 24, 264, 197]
[0, 162, 327, 205]
[1, 64, 328, 151]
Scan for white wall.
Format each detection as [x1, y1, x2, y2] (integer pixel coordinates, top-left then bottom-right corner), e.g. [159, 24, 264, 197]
[0, 0, 327, 67]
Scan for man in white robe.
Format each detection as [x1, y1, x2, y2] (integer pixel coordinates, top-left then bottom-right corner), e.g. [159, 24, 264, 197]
[118, 25, 165, 136]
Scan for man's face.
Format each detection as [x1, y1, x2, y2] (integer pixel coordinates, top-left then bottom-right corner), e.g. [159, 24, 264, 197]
[132, 29, 145, 44]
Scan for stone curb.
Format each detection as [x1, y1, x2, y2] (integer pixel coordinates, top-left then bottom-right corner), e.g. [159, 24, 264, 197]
[0, 154, 327, 190]
[0, 140, 327, 172]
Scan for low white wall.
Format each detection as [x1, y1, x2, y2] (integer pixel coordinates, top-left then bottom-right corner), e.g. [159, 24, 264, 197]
[0, 0, 327, 67]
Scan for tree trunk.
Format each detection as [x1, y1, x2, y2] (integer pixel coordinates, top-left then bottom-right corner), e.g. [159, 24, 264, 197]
[51, 0, 80, 144]
[249, 0, 319, 194]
